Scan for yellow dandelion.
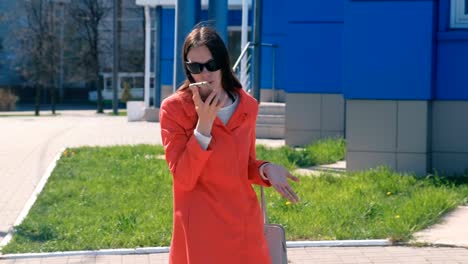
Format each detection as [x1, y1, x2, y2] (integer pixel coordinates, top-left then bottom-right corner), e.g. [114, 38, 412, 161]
[285, 201, 292, 205]
[395, 215, 400, 219]
[386, 192, 392, 196]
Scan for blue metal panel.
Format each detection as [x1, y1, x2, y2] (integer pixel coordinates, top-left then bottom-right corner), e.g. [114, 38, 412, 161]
[161, 8, 175, 60]
[263, 0, 287, 34]
[438, 0, 450, 32]
[260, 35, 286, 90]
[228, 9, 253, 26]
[436, 40, 468, 100]
[343, 0, 435, 100]
[286, 0, 345, 23]
[284, 23, 343, 93]
[161, 59, 174, 85]
[435, 0, 468, 100]
[161, 8, 175, 85]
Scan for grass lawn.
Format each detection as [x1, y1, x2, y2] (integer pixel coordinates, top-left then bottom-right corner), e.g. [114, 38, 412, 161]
[2, 139, 468, 253]
[106, 111, 127, 116]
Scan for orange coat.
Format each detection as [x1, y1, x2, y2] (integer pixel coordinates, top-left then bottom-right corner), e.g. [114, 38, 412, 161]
[160, 88, 272, 264]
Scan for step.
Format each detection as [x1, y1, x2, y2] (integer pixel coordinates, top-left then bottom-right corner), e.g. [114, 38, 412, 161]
[256, 123, 285, 139]
[259, 102, 285, 115]
[257, 114, 285, 125]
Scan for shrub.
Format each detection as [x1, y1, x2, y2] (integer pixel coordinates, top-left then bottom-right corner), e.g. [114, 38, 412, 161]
[120, 81, 133, 103]
[0, 89, 19, 111]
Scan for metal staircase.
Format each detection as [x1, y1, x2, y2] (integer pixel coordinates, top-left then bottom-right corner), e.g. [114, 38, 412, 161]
[232, 42, 285, 139]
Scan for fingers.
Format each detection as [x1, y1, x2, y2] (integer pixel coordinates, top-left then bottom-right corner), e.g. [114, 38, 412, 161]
[272, 184, 299, 203]
[190, 86, 203, 106]
[205, 89, 218, 106]
[287, 173, 300, 182]
[284, 186, 300, 203]
[267, 165, 300, 203]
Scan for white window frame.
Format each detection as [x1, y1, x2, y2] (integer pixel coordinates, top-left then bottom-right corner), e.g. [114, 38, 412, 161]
[451, 0, 468, 28]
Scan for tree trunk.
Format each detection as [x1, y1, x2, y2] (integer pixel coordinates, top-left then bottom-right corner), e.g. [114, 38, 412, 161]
[50, 85, 56, 114]
[35, 85, 41, 116]
[96, 72, 103, 113]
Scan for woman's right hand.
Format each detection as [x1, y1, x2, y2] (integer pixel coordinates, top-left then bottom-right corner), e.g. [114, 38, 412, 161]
[190, 85, 227, 137]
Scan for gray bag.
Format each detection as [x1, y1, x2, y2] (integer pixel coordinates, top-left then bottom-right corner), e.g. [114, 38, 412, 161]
[261, 186, 288, 264]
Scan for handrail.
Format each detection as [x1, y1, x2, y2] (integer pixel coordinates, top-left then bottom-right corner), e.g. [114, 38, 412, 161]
[232, 41, 252, 71]
[232, 42, 279, 102]
[232, 42, 278, 71]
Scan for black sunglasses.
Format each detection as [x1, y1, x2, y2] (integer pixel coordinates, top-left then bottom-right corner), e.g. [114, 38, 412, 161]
[185, 59, 220, 74]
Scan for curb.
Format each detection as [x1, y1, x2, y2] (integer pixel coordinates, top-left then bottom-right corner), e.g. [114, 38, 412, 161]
[0, 247, 171, 259]
[0, 239, 392, 259]
[0, 148, 65, 249]
[286, 239, 391, 247]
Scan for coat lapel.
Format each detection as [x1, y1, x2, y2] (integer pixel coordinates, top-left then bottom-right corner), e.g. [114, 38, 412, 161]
[226, 89, 254, 131]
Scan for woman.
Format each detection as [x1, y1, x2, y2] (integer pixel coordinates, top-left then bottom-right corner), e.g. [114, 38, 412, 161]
[159, 25, 299, 264]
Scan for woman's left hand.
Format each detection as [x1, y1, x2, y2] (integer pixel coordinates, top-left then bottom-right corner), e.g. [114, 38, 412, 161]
[264, 164, 300, 203]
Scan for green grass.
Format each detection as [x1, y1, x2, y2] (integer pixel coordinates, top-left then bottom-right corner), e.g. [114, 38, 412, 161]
[106, 111, 127, 116]
[256, 137, 346, 170]
[258, 168, 468, 242]
[2, 145, 173, 253]
[2, 139, 468, 253]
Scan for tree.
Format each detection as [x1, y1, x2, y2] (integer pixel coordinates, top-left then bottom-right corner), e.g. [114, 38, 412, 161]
[68, 0, 111, 113]
[0, 37, 4, 74]
[11, 0, 60, 116]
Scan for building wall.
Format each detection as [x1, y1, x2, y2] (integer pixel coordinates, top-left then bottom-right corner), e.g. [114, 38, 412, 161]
[276, 0, 345, 145]
[343, 0, 468, 176]
[343, 0, 435, 100]
[429, 1, 468, 175]
[277, 0, 468, 175]
[342, 0, 436, 175]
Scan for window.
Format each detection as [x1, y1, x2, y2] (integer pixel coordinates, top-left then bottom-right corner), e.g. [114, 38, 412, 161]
[451, 0, 468, 28]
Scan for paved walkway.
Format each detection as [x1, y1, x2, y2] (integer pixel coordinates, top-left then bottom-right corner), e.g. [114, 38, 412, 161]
[0, 110, 467, 263]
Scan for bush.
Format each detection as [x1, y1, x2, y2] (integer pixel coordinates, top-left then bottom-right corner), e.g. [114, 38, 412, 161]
[120, 81, 133, 103]
[0, 89, 19, 111]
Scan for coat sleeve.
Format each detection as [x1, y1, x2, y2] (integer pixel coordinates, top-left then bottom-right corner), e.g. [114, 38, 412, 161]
[247, 107, 272, 187]
[159, 98, 212, 191]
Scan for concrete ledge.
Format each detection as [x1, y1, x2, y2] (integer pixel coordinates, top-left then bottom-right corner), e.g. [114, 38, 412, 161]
[144, 107, 160, 122]
[256, 124, 285, 139]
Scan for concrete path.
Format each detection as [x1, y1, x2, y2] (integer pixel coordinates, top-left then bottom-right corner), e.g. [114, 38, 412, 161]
[1, 110, 467, 263]
[412, 206, 468, 248]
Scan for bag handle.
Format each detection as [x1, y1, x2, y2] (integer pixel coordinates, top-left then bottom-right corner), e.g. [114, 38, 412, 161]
[261, 186, 268, 224]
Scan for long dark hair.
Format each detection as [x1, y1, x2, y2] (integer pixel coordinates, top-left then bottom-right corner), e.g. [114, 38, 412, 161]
[177, 24, 242, 95]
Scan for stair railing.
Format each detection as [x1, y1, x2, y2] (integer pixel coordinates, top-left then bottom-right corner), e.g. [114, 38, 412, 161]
[232, 42, 278, 102]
